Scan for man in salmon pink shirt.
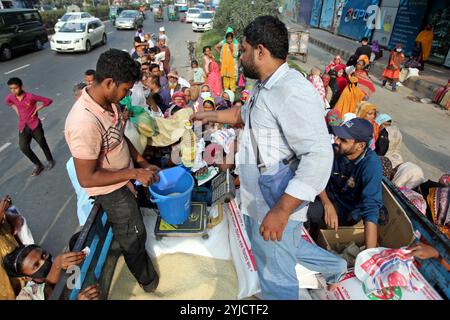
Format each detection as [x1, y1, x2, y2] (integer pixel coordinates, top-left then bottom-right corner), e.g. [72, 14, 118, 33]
[5, 77, 55, 176]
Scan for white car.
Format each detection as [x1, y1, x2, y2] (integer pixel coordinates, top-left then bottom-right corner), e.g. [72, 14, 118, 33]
[50, 18, 107, 53]
[192, 11, 215, 32]
[186, 8, 201, 23]
[54, 12, 92, 32]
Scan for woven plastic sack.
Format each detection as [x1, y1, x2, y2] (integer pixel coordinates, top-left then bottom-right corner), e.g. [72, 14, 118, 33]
[227, 199, 260, 299]
[355, 247, 422, 294]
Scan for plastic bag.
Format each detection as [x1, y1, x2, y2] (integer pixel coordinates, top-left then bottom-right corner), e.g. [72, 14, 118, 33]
[120, 96, 158, 135]
[354, 247, 421, 294]
[150, 108, 193, 147]
[227, 199, 260, 299]
[124, 121, 147, 155]
[211, 128, 236, 154]
[130, 82, 147, 107]
[134, 112, 159, 137]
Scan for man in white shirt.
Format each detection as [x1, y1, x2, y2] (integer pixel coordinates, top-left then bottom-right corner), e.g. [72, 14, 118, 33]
[192, 16, 347, 300]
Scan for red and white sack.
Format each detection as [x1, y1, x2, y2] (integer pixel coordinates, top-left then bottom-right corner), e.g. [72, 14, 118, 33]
[355, 247, 422, 294]
[227, 199, 260, 299]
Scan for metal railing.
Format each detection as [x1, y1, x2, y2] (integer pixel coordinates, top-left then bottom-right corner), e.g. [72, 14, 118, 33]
[49, 204, 120, 300]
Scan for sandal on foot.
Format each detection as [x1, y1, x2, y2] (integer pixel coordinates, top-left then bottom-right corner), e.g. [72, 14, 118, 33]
[32, 165, 44, 176]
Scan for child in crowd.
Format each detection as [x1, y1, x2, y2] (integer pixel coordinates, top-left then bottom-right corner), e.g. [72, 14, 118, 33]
[189, 60, 205, 87]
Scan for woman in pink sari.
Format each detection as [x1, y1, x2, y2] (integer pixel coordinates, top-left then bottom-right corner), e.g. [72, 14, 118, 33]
[203, 46, 222, 97]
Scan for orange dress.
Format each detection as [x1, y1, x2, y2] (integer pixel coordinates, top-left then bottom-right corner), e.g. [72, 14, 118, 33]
[382, 51, 405, 81]
[334, 83, 366, 117]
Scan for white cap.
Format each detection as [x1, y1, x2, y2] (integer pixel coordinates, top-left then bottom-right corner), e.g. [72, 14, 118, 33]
[159, 27, 165, 32]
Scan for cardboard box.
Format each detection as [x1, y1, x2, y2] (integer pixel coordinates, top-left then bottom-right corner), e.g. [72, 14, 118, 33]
[310, 266, 442, 300]
[317, 182, 417, 251]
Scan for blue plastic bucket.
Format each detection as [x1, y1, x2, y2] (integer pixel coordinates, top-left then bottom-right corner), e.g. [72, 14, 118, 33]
[149, 171, 194, 224]
[153, 166, 187, 191]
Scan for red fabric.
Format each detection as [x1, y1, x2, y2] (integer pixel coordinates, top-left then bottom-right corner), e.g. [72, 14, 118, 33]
[206, 59, 223, 97]
[5, 92, 53, 132]
[336, 76, 348, 95]
[334, 64, 347, 72]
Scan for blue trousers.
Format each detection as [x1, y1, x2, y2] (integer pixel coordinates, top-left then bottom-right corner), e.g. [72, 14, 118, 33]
[244, 215, 347, 300]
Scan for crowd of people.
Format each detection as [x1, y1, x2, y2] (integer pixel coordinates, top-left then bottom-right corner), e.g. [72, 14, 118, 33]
[301, 28, 449, 273]
[1, 15, 448, 301]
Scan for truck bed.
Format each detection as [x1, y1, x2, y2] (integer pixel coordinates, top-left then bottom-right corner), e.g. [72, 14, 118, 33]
[50, 178, 450, 300]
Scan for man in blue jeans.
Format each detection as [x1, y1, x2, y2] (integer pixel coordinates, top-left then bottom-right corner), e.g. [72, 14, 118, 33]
[193, 16, 347, 299]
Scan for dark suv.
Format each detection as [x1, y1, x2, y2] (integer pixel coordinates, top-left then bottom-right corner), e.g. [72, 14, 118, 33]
[0, 9, 48, 61]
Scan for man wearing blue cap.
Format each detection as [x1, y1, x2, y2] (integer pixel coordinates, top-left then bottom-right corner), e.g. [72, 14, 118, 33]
[307, 118, 383, 248]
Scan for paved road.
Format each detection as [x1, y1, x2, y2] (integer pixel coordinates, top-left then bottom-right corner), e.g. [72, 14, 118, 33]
[293, 43, 450, 181]
[0, 11, 199, 255]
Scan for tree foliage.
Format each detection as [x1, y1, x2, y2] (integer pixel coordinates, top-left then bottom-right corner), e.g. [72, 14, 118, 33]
[213, 0, 280, 40]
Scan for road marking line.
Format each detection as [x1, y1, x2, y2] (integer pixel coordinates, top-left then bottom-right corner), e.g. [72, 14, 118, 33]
[107, 31, 114, 35]
[4, 64, 30, 75]
[0, 142, 11, 153]
[39, 193, 75, 245]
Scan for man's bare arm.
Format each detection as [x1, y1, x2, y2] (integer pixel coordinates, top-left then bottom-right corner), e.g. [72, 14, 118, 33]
[74, 158, 137, 188]
[192, 105, 243, 125]
[364, 221, 378, 249]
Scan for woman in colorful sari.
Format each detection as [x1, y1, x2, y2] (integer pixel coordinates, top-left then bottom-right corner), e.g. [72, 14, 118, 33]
[334, 76, 366, 118]
[308, 67, 330, 110]
[384, 125, 403, 169]
[321, 73, 332, 105]
[382, 44, 405, 92]
[325, 55, 343, 73]
[355, 57, 376, 99]
[334, 64, 348, 95]
[218, 32, 239, 92]
[202, 46, 222, 97]
[426, 185, 450, 238]
[356, 102, 379, 150]
[432, 79, 450, 108]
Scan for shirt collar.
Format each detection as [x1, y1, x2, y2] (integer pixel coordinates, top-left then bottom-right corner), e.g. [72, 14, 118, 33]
[14, 92, 28, 101]
[80, 87, 119, 121]
[81, 87, 115, 113]
[261, 62, 290, 90]
[341, 147, 368, 165]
